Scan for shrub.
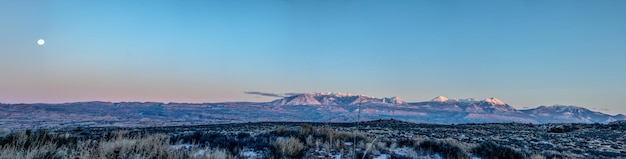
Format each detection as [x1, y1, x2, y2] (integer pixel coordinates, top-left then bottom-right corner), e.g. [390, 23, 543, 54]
[170, 130, 204, 144]
[274, 137, 304, 158]
[299, 124, 315, 137]
[305, 135, 314, 146]
[272, 126, 299, 137]
[417, 140, 470, 159]
[277, 125, 288, 134]
[318, 127, 337, 142]
[237, 134, 272, 151]
[334, 131, 354, 142]
[199, 148, 233, 159]
[236, 132, 250, 139]
[0, 128, 10, 139]
[356, 151, 373, 159]
[547, 125, 578, 133]
[471, 142, 524, 159]
[396, 138, 416, 147]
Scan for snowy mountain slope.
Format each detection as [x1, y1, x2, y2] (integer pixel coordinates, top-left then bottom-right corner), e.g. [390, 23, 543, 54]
[271, 92, 405, 106]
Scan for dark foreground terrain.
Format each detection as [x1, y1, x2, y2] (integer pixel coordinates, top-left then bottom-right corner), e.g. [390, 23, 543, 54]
[1, 120, 625, 159]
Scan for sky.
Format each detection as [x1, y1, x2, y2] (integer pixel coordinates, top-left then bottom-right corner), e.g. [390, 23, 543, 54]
[1, 0, 625, 115]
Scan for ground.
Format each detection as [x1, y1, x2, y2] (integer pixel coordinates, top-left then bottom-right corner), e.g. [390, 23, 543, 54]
[1, 119, 625, 159]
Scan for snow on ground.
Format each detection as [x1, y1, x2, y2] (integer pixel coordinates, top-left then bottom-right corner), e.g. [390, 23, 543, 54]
[373, 154, 390, 159]
[193, 149, 205, 157]
[169, 144, 194, 150]
[373, 153, 444, 159]
[382, 147, 445, 159]
[239, 148, 268, 159]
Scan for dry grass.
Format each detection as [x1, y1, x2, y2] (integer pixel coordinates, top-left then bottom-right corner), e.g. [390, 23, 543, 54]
[0, 130, 69, 159]
[436, 138, 473, 153]
[319, 127, 336, 142]
[87, 133, 188, 159]
[305, 135, 314, 146]
[317, 127, 371, 144]
[274, 137, 304, 158]
[0, 130, 196, 159]
[2, 123, 586, 159]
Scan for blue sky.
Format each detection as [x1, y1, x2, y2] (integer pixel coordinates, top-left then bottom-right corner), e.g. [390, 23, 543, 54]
[1, 1, 625, 114]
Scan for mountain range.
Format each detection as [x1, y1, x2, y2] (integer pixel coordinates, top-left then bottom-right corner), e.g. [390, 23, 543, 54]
[268, 92, 624, 124]
[1, 92, 624, 129]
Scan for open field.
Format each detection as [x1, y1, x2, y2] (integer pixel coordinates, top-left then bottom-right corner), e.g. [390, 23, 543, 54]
[1, 120, 625, 159]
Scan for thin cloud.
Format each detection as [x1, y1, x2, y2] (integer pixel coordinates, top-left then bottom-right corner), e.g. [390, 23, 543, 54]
[244, 91, 285, 98]
[284, 93, 304, 96]
[244, 92, 304, 98]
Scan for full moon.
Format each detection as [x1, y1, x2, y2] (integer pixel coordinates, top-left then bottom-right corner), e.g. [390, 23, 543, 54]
[37, 39, 45, 45]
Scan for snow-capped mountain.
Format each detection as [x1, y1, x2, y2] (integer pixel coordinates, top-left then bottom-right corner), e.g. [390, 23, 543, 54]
[383, 97, 406, 104]
[431, 96, 449, 102]
[483, 97, 506, 105]
[418, 96, 517, 113]
[474, 98, 518, 112]
[271, 93, 322, 106]
[271, 92, 405, 106]
[266, 94, 623, 124]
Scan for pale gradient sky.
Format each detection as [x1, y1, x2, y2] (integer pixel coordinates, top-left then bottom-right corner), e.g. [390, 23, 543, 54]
[1, 1, 625, 115]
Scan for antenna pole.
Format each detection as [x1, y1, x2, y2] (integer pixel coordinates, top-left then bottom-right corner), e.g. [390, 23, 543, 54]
[354, 97, 362, 159]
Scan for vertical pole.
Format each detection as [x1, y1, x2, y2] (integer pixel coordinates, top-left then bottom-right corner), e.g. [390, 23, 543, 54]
[353, 97, 362, 159]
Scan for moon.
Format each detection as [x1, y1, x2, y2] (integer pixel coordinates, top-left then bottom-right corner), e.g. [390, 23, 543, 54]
[37, 39, 45, 45]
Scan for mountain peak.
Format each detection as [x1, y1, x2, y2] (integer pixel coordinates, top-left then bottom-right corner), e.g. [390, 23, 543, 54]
[383, 96, 406, 104]
[431, 96, 449, 102]
[483, 97, 506, 105]
[317, 92, 353, 97]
